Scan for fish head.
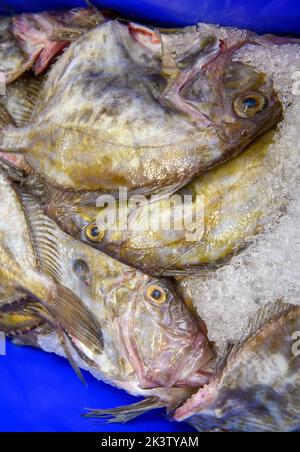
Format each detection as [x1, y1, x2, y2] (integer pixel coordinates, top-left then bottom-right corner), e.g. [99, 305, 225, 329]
[109, 273, 213, 390]
[180, 57, 283, 151]
[63, 234, 213, 391]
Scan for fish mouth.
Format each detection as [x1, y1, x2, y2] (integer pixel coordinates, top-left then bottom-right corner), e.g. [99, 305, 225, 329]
[172, 331, 214, 388]
[138, 371, 211, 391]
[173, 370, 211, 388]
[173, 380, 219, 421]
[137, 331, 214, 391]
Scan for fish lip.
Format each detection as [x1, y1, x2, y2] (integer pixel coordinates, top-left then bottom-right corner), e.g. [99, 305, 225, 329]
[137, 330, 214, 390]
[173, 380, 219, 421]
[172, 370, 211, 388]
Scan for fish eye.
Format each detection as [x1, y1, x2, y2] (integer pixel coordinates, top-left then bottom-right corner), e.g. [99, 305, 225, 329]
[85, 223, 104, 242]
[233, 92, 267, 118]
[146, 284, 168, 304]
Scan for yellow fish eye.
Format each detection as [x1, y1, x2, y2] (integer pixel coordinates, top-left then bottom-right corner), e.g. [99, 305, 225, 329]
[146, 285, 168, 304]
[233, 92, 267, 119]
[85, 223, 105, 242]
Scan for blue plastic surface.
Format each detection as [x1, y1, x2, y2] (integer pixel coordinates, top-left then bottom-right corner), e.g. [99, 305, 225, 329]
[0, 0, 300, 35]
[0, 0, 299, 433]
[0, 341, 194, 432]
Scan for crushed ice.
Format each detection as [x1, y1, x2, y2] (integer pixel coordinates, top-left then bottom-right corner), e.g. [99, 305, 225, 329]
[179, 28, 300, 348]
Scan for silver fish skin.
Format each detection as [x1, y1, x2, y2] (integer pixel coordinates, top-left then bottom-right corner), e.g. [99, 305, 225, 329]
[0, 19, 282, 194]
[174, 302, 300, 432]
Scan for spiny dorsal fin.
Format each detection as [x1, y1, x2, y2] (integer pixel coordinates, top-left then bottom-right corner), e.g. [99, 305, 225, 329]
[216, 300, 295, 376]
[0, 313, 44, 338]
[214, 341, 236, 376]
[15, 188, 104, 365]
[16, 188, 62, 283]
[245, 300, 294, 339]
[159, 31, 180, 79]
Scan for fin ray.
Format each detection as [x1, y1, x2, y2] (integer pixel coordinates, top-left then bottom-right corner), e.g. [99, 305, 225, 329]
[15, 188, 63, 283]
[84, 397, 165, 423]
[3, 74, 45, 127]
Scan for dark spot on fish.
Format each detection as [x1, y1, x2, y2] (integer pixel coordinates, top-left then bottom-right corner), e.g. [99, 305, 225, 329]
[73, 258, 91, 282]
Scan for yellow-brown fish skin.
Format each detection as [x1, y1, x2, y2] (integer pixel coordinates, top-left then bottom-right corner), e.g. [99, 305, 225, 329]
[0, 20, 282, 194]
[174, 303, 300, 432]
[58, 129, 279, 276]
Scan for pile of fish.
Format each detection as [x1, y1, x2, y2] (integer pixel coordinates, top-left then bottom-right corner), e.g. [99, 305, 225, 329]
[0, 6, 299, 432]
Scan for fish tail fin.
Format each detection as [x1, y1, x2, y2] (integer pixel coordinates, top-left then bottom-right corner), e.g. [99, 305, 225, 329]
[83, 397, 165, 424]
[43, 284, 103, 358]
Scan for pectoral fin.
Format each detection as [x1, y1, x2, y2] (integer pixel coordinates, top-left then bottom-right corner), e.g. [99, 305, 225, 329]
[43, 284, 103, 357]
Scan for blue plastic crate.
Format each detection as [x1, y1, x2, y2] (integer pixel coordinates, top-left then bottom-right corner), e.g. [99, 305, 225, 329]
[1, 0, 300, 35]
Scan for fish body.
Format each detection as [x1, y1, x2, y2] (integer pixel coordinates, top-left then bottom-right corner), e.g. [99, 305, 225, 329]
[0, 20, 282, 194]
[174, 302, 300, 432]
[48, 230, 213, 391]
[0, 179, 214, 415]
[59, 129, 280, 275]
